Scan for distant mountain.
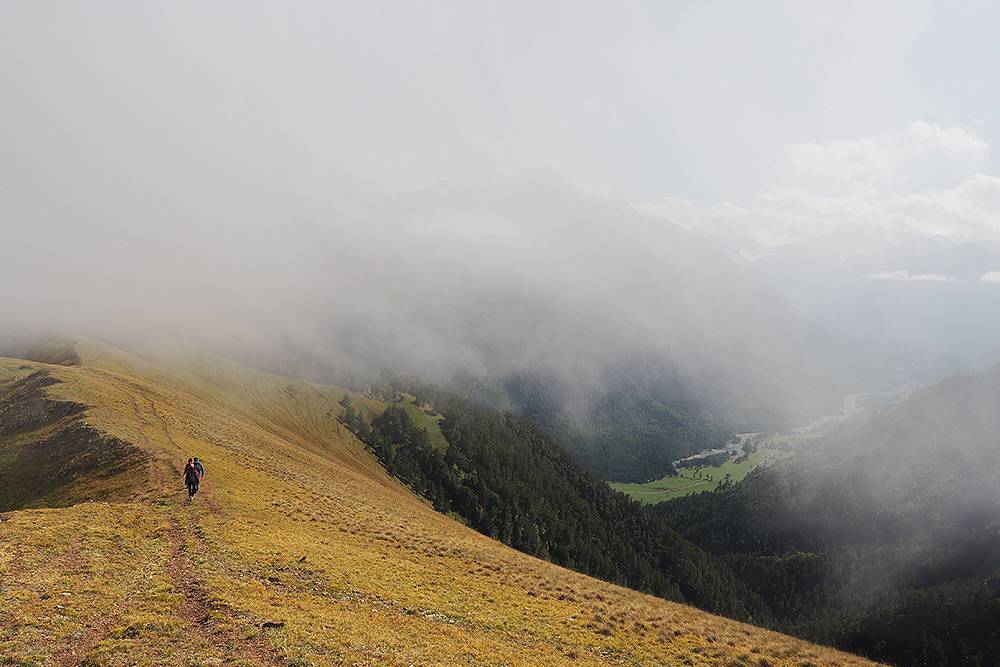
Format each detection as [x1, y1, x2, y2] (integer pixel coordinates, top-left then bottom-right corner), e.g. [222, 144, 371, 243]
[736, 230, 1000, 380]
[661, 364, 1000, 666]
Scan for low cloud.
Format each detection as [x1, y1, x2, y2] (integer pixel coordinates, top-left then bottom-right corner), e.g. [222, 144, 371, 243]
[638, 123, 1000, 247]
[867, 270, 955, 282]
[981, 271, 1000, 283]
[786, 121, 988, 195]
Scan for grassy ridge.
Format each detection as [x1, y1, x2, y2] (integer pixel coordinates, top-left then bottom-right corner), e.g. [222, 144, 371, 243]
[0, 341, 880, 666]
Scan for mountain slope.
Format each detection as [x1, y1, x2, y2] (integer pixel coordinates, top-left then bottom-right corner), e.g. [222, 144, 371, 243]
[660, 365, 1000, 665]
[0, 340, 877, 666]
[351, 388, 765, 620]
[464, 369, 732, 482]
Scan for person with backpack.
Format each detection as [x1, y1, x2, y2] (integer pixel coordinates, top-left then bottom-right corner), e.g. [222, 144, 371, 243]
[193, 457, 205, 479]
[183, 457, 201, 500]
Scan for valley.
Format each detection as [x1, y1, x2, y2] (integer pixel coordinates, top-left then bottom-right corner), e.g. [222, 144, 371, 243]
[609, 434, 793, 503]
[611, 383, 918, 505]
[660, 365, 1000, 666]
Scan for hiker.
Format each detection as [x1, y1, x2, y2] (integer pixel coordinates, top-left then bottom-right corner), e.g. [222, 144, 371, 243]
[183, 457, 201, 500]
[194, 457, 205, 479]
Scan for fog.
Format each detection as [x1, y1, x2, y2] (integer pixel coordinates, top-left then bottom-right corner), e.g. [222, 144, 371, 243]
[4, 1, 1000, 432]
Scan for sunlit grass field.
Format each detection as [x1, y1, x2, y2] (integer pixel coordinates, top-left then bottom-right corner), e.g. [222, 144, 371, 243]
[610, 437, 806, 504]
[398, 392, 449, 451]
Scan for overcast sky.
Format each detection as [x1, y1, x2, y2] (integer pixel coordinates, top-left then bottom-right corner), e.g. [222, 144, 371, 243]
[4, 0, 1000, 340]
[4, 1, 999, 243]
[4, 0, 1000, 421]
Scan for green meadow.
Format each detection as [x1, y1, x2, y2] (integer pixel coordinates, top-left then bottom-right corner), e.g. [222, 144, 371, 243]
[610, 439, 794, 504]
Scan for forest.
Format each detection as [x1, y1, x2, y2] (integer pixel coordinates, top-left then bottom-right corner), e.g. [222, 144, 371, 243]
[339, 391, 767, 622]
[471, 370, 732, 483]
[660, 467, 1000, 666]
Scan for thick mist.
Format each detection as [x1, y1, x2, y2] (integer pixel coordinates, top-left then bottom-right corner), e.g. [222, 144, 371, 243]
[0, 165, 852, 429]
[4, 1, 1000, 437]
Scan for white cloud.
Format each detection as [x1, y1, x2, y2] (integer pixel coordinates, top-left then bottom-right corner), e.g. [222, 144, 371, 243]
[981, 271, 1000, 283]
[638, 122, 1000, 246]
[785, 122, 987, 195]
[881, 174, 1000, 240]
[867, 270, 955, 282]
[906, 121, 989, 157]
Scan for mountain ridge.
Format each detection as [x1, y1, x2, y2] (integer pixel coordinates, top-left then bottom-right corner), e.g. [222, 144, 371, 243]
[0, 338, 878, 665]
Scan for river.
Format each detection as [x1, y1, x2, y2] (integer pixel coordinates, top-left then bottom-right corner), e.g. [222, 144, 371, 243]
[673, 382, 921, 467]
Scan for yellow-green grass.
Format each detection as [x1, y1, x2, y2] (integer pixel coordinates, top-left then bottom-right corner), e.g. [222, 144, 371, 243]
[0, 341, 880, 666]
[612, 444, 788, 504]
[398, 393, 448, 451]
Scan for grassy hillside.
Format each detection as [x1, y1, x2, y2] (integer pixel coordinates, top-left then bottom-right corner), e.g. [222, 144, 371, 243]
[0, 340, 878, 666]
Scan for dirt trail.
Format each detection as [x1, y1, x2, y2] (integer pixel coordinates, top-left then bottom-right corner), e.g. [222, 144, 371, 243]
[166, 498, 287, 666]
[56, 616, 117, 667]
[143, 392, 179, 451]
[167, 514, 214, 626]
